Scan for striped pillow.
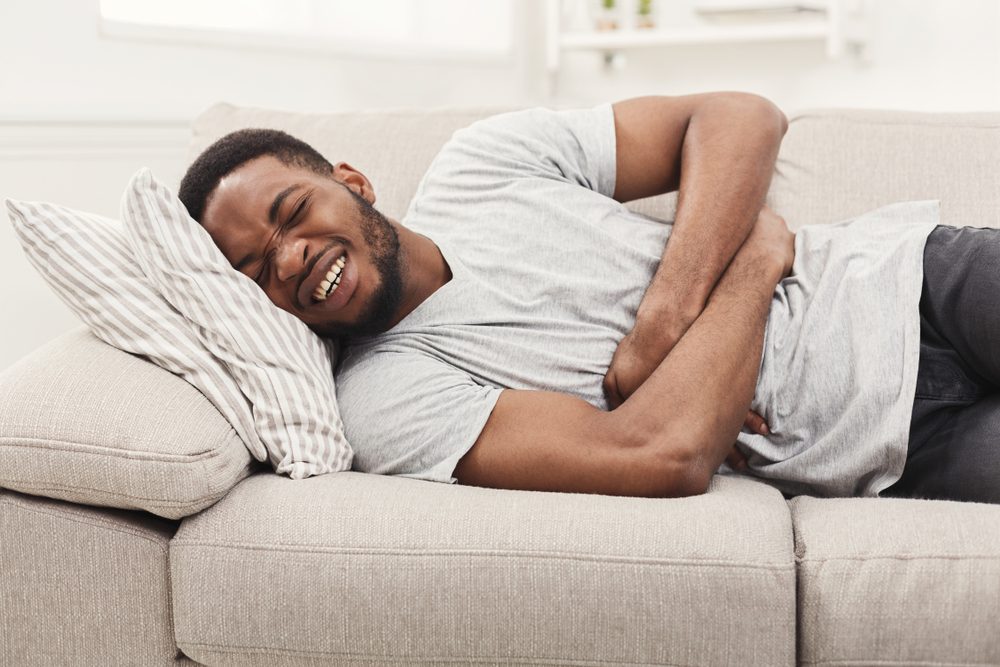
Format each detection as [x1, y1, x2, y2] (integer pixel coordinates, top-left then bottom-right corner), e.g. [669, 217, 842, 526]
[121, 168, 352, 478]
[6, 198, 269, 467]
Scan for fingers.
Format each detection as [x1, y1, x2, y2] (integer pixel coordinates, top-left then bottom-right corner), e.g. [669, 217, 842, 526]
[603, 373, 625, 410]
[604, 377, 622, 410]
[743, 410, 770, 435]
[732, 412, 767, 471]
[726, 446, 748, 471]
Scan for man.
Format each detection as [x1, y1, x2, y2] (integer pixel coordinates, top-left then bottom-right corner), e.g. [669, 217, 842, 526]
[178, 93, 999, 504]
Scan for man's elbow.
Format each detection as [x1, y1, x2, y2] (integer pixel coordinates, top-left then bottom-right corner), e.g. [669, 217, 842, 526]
[650, 424, 739, 498]
[754, 95, 789, 138]
[723, 92, 788, 139]
[639, 432, 713, 498]
[616, 409, 711, 497]
[772, 102, 789, 137]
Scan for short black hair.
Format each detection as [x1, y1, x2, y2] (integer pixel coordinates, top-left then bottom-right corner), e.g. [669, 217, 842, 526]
[178, 128, 333, 223]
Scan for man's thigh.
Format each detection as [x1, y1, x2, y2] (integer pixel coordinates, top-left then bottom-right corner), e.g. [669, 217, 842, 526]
[920, 224, 1000, 388]
[884, 393, 1000, 504]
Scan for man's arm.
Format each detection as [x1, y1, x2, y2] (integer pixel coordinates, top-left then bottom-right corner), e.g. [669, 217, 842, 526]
[613, 212, 790, 490]
[453, 387, 698, 498]
[612, 93, 788, 334]
[604, 94, 787, 408]
[453, 214, 791, 497]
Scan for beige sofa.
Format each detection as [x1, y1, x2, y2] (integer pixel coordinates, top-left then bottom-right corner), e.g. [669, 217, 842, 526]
[2, 102, 1000, 667]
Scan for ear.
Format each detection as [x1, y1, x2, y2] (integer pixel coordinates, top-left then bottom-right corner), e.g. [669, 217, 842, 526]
[332, 161, 376, 205]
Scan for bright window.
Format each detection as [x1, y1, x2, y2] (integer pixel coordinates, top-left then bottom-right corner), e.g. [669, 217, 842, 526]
[98, 0, 514, 59]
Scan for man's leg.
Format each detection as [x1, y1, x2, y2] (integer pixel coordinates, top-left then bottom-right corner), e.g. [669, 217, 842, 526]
[882, 224, 1000, 503]
[918, 224, 1000, 387]
[883, 394, 1000, 504]
[881, 318, 988, 501]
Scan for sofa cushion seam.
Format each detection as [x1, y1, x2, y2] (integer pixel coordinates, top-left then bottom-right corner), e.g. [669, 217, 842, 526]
[0, 435, 233, 463]
[172, 543, 795, 569]
[797, 554, 1000, 563]
[0, 479, 226, 507]
[177, 639, 686, 665]
[0, 499, 173, 553]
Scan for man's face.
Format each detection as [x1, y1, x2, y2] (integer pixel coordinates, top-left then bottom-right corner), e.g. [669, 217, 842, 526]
[200, 155, 406, 339]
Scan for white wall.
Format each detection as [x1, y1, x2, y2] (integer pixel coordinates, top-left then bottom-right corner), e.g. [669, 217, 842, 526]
[555, 0, 1000, 112]
[2, 0, 999, 370]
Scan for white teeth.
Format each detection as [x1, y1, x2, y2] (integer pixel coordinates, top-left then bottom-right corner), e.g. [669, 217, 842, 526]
[324, 265, 342, 283]
[312, 254, 346, 302]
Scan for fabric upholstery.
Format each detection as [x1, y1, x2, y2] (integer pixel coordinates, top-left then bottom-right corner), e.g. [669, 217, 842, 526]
[0, 326, 257, 520]
[122, 168, 352, 478]
[170, 471, 795, 666]
[791, 495, 1000, 666]
[768, 108, 1000, 231]
[0, 488, 197, 666]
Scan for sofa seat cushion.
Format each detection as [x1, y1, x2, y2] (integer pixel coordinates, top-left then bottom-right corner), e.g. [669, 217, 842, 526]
[791, 495, 1000, 666]
[170, 471, 796, 666]
[0, 326, 260, 520]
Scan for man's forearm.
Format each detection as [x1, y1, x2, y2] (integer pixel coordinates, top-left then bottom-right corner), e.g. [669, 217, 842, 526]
[613, 244, 782, 491]
[636, 95, 787, 337]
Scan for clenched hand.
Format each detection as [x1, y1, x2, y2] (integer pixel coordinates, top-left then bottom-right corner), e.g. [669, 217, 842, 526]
[602, 324, 763, 471]
[601, 205, 796, 472]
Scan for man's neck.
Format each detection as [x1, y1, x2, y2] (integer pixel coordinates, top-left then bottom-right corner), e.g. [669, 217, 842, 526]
[387, 222, 452, 329]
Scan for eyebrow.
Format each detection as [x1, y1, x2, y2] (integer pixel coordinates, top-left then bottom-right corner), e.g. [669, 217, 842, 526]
[234, 183, 303, 272]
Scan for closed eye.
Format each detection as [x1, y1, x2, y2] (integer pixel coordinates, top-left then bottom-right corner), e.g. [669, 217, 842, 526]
[253, 193, 312, 284]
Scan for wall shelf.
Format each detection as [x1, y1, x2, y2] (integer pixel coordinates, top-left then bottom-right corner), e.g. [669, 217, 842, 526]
[559, 17, 830, 50]
[544, 0, 869, 79]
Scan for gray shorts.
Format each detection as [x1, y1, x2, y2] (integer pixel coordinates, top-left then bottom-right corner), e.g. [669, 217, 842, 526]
[881, 224, 1000, 504]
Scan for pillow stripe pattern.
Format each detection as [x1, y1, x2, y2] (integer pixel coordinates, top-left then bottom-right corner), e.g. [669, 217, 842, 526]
[121, 168, 352, 479]
[5, 199, 268, 463]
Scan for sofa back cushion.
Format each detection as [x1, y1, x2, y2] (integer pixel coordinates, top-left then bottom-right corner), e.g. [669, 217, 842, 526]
[770, 108, 1000, 230]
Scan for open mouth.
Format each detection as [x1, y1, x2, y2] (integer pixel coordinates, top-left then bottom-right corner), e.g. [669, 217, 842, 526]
[305, 249, 357, 312]
[312, 252, 346, 303]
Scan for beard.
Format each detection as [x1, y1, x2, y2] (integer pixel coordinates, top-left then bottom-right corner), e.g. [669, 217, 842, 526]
[308, 188, 405, 341]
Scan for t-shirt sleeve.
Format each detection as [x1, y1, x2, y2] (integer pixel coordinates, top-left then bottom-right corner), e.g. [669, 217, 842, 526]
[431, 102, 618, 199]
[334, 348, 504, 484]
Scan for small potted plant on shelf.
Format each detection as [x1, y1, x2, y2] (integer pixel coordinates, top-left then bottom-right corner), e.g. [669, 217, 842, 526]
[595, 0, 619, 31]
[637, 0, 656, 29]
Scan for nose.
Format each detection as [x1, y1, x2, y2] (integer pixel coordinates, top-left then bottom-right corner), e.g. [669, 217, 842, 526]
[273, 236, 310, 283]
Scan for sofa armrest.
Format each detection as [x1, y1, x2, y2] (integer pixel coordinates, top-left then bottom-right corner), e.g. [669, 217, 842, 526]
[0, 325, 260, 519]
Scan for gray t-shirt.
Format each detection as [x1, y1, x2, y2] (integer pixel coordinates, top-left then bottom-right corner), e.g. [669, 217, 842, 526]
[333, 102, 940, 498]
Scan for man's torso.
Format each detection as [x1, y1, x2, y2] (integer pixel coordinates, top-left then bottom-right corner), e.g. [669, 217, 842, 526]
[334, 103, 939, 497]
